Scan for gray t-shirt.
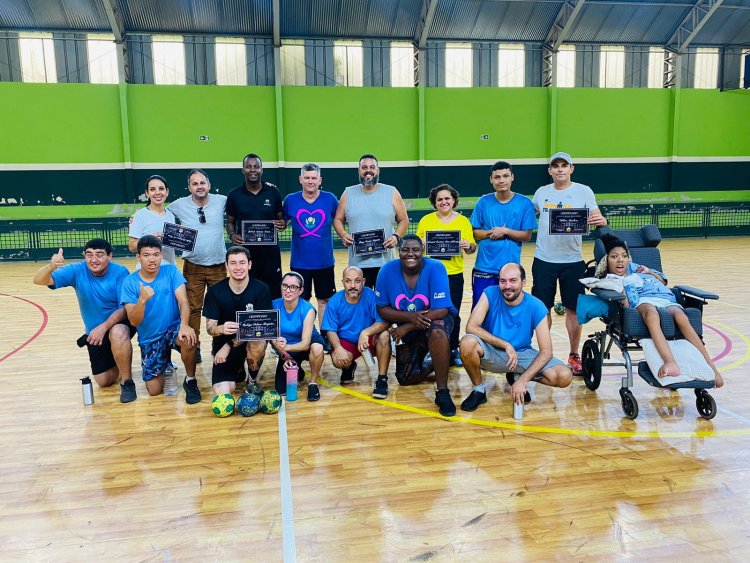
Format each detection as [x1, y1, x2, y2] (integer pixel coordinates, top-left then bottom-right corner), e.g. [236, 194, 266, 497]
[129, 206, 177, 265]
[168, 194, 227, 266]
[532, 182, 599, 263]
[343, 183, 397, 268]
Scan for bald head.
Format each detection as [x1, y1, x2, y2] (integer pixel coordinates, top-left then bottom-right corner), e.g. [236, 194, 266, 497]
[500, 262, 525, 281]
[342, 265, 364, 279]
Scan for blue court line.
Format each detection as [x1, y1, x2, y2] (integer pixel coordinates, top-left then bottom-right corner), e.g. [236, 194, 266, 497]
[717, 406, 750, 426]
[277, 403, 297, 562]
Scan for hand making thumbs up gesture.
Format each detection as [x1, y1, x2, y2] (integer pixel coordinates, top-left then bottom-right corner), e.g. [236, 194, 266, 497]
[50, 248, 65, 269]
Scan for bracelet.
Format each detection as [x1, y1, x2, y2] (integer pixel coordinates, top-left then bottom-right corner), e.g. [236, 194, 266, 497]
[393, 233, 401, 242]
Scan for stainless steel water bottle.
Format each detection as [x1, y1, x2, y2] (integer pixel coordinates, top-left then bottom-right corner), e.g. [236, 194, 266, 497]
[81, 376, 94, 405]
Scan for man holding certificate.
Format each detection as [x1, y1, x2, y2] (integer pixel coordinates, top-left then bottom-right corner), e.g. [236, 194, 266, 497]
[202, 246, 272, 397]
[531, 152, 607, 376]
[226, 154, 286, 299]
[334, 154, 409, 289]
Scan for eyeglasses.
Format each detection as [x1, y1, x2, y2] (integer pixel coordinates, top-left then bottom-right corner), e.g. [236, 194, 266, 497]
[281, 283, 301, 292]
[197, 207, 206, 224]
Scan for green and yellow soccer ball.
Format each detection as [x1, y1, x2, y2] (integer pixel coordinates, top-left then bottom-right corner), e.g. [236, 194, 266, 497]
[260, 390, 282, 414]
[211, 393, 235, 417]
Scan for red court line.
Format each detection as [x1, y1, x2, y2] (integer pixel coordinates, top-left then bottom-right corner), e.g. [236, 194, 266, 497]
[0, 293, 49, 363]
[704, 323, 732, 363]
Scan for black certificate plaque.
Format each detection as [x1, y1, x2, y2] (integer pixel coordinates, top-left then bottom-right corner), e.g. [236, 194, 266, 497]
[425, 230, 461, 257]
[352, 228, 386, 256]
[162, 222, 198, 252]
[237, 310, 279, 341]
[241, 221, 278, 245]
[548, 208, 590, 235]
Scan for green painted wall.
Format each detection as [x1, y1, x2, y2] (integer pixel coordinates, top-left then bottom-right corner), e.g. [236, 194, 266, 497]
[424, 88, 549, 160]
[675, 89, 750, 156]
[126, 85, 278, 162]
[0, 82, 123, 163]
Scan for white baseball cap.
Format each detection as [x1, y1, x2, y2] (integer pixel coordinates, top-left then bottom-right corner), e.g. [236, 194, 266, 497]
[549, 152, 573, 165]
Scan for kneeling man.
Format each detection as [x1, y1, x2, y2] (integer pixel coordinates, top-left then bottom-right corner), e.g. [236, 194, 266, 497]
[459, 262, 572, 412]
[322, 266, 391, 396]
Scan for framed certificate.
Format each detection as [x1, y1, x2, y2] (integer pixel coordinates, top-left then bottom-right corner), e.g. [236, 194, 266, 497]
[352, 228, 386, 256]
[425, 230, 461, 257]
[548, 208, 590, 235]
[162, 222, 198, 252]
[241, 220, 278, 245]
[237, 310, 279, 341]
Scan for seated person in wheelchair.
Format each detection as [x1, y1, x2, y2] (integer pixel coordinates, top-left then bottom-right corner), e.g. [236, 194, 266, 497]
[597, 234, 723, 387]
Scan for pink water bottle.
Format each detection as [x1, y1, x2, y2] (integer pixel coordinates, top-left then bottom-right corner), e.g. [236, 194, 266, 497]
[285, 365, 298, 401]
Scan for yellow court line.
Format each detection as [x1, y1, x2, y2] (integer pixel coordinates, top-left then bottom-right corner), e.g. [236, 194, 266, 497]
[317, 374, 750, 439]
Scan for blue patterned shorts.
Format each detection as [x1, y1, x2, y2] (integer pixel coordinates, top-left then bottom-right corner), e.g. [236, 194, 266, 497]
[140, 325, 179, 381]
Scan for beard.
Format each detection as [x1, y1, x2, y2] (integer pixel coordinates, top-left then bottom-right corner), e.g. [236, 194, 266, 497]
[359, 174, 379, 187]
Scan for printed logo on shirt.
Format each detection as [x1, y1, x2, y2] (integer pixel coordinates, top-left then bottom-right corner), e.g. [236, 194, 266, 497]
[246, 303, 254, 311]
[296, 209, 326, 238]
[433, 291, 446, 300]
[394, 294, 429, 312]
[264, 199, 271, 206]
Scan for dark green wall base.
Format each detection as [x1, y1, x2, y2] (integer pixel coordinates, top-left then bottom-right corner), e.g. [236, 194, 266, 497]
[2, 161, 749, 206]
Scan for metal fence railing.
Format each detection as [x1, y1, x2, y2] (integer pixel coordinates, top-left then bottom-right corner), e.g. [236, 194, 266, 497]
[1, 203, 749, 262]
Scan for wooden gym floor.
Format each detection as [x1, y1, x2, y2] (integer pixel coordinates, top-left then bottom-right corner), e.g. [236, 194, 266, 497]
[1, 237, 749, 561]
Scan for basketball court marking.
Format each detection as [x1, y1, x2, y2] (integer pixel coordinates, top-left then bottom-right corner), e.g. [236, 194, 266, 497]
[277, 402, 297, 563]
[0, 293, 48, 363]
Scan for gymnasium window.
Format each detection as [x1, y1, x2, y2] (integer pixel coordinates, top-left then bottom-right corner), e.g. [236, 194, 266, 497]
[215, 37, 247, 86]
[600, 45, 625, 88]
[87, 34, 118, 84]
[152, 35, 186, 85]
[648, 47, 665, 88]
[742, 51, 749, 89]
[333, 40, 363, 86]
[694, 47, 718, 89]
[281, 41, 306, 86]
[556, 45, 575, 88]
[445, 42, 472, 87]
[498, 43, 524, 87]
[390, 41, 415, 87]
[19, 31, 56, 83]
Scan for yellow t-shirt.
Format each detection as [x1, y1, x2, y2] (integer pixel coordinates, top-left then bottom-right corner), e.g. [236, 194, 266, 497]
[416, 212, 476, 275]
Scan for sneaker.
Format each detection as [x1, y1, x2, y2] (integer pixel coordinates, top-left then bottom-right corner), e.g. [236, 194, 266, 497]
[340, 361, 357, 385]
[460, 390, 487, 412]
[195, 347, 202, 364]
[372, 377, 388, 399]
[568, 353, 584, 376]
[450, 349, 463, 367]
[120, 379, 137, 403]
[435, 388, 456, 417]
[183, 377, 202, 404]
[307, 383, 320, 402]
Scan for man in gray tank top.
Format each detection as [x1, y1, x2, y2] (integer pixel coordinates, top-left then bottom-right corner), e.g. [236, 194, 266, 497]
[333, 154, 410, 289]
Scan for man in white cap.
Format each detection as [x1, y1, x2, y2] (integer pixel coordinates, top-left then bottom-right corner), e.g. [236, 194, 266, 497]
[531, 152, 607, 376]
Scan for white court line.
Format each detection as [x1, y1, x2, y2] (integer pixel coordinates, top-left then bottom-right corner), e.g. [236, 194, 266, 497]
[718, 407, 750, 425]
[277, 403, 297, 562]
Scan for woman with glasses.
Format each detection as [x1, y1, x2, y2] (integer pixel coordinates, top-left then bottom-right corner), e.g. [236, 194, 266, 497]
[272, 272, 326, 401]
[129, 175, 177, 266]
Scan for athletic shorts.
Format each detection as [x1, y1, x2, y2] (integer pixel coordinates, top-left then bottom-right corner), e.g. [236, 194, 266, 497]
[296, 266, 337, 301]
[531, 258, 585, 311]
[395, 316, 454, 386]
[139, 325, 179, 382]
[211, 342, 266, 385]
[464, 334, 563, 378]
[361, 267, 381, 290]
[471, 269, 499, 310]
[86, 323, 135, 376]
[338, 334, 376, 360]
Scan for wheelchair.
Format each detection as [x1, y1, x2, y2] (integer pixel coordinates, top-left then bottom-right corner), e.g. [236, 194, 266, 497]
[580, 225, 719, 420]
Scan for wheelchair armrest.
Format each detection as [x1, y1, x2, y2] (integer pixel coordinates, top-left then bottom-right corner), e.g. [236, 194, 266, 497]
[591, 288, 626, 302]
[673, 285, 719, 301]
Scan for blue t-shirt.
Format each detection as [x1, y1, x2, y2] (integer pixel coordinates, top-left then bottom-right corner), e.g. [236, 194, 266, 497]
[470, 193, 537, 274]
[375, 258, 456, 314]
[50, 261, 130, 333]
[321, 287, 383, 343]
[120, 264, 185, 345]
[481, 287, 547, 351]
[273, 297, 321, 345]
[623, 262, 676, 307]
[282, 191, 339, 270]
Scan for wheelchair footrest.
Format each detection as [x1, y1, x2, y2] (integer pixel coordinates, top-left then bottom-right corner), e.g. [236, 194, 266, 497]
[637, 362, 715, 390]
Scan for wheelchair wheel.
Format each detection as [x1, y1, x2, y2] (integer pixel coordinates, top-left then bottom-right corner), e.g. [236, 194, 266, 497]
[695, 389, 717, 420]
[581, 339, 602, 391]
[620, 388, 639, 420]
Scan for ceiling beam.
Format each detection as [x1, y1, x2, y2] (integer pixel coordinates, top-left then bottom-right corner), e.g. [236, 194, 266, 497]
[414, 0, 438, 50]
[272, 0, 281, 47]
[101, 0, 128, 82]
[666, 0, 724, 53]
[545, 0, 586, 52]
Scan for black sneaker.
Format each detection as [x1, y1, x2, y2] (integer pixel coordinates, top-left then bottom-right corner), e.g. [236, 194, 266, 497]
[372, 377, 388, 399]
[340, 361, 357, 385]
[195, 347, 202, 364]
[307, 383, 320, 402]
[183, 377, 202, 404]
[120, 379, 137, 403]
[460, 390, 487, 412]
[435, 388, 456, 417]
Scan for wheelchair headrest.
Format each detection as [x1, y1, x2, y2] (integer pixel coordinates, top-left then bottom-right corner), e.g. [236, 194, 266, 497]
[592, 225, 661, 262]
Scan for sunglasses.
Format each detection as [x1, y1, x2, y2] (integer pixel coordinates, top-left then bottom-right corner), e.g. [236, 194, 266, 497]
[197, 207, 206, 224]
